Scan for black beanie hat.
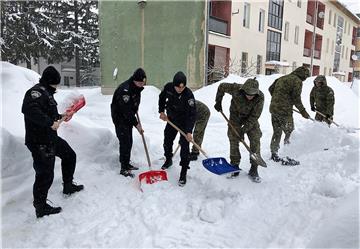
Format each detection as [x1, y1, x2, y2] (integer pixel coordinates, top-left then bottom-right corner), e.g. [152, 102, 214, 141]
[39, 66, 61, 85]
[133, 68, 146, 82]
[173, 71, 186, 86]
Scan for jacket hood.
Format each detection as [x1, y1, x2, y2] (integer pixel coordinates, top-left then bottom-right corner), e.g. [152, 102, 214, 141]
[314, 75, 327, 87]
[291, 66, 310, 81]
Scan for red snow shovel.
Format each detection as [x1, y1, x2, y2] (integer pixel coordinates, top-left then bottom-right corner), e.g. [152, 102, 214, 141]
[166, 120, 240, 175]
[137, 113, 168, 187]
[64, 95, 86, 122]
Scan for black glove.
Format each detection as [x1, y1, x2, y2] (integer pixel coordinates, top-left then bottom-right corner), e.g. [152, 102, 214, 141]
[300, 109, 310, 119]
[214, 101, 222, 112]
[311, 106, 315, 112]
[326, 115, 332, 120]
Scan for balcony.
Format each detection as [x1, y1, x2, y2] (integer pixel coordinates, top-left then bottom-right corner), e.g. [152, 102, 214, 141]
[209, 16, 228, 36]
[303, 48, 311, 57]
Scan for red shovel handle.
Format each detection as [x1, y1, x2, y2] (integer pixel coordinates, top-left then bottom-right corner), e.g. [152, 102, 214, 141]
[64, 95, 86, 122]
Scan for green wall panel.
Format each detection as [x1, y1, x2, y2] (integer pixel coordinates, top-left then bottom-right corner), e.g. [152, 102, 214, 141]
[100, 0, 205, 94]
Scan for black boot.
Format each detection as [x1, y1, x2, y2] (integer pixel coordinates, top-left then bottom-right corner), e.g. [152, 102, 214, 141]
[248, 165, 261, 183]
[227, 164, 241, 178]
[63, 182, 84, 195]
[271, 153, 281, 162]
[126, 163, 139, 171]
[189, 152, 199, 161]
[120, 169, 135, 178]
[34, 202, 62, 218]
[161, 158, 173, 170]
[178, 166, 188, 187]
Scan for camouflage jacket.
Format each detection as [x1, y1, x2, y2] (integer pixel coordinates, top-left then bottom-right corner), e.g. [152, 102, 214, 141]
[310, 83, 334, 116]
[195, 100, 210, 121]
[215, 83, 264, 133]
[269, 70, 306, 116]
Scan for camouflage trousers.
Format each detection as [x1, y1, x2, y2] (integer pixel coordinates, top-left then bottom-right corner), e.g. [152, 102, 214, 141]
[270, 114, 294, 154]
[227, 122, 262, 166]
[191, 109, 210, 154]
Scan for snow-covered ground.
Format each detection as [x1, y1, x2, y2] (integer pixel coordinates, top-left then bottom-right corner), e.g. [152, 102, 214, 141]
[1, 62, 359, 248]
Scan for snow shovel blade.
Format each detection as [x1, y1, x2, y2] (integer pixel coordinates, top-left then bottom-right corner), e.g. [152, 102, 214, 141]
[64, 95, 86, 122]
[202, 157, 240, 175]
[250, 152, 267, 167]
[139, 170, 168, 184]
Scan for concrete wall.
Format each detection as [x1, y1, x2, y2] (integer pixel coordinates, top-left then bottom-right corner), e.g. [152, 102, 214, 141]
[99, 0, 206, 94]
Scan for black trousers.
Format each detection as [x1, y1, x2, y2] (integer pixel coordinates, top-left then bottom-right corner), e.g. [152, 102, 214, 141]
[115, 124, 133, 167]
[27, 137, 76, 206]
[163, 122, 190, 167]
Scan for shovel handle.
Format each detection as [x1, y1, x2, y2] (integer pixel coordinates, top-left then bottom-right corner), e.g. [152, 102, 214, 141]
[136, 112, 152, 169]
[315, 110, 339, 127]
[166, 119, 209, 158]
[293, 108, 315, 122]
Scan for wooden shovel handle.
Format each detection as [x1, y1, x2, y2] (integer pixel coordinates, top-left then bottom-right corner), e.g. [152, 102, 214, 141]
[293, 108, 316, 122]
[315, 110, 339, 127]
[166, 119, 209, 158]
[136, 112, 152, 169]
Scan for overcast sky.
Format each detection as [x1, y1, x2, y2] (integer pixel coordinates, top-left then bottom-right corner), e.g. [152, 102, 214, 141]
[338, 0, 360, 14]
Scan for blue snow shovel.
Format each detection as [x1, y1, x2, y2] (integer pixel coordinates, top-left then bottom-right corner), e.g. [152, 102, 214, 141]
[166, 120, 239, 175]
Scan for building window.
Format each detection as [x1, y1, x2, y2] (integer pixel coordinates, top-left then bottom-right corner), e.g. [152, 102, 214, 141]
[268, 0, 284, 30]
[64, 76, 70, 86]
[326, 38, 329, 53]
[243, 3, 250, 28]
[331, 40, 334, 54]
[294, 25, 299, 44]
[257, 55, 262, 74]
[297, 0, 301, 8]
[324, 67, 327, 75]
[259, 9, 265, 32]
[284, 22, 289, 41]
[328, 10, 332, 25]
[292, 61, 297, 71]
[329, 67, 332, 75]
[241, 52, 248, 73]
[333, 13, 336, 27]
[266, 30, 282, 61]
[345, 47, 348, 59]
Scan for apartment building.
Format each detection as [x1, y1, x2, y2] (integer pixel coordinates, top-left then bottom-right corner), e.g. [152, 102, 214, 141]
[207, 0, 360, 82]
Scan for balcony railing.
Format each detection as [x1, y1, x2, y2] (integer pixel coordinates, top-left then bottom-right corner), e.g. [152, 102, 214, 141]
[303, 48, 311, 57]
[303, 48, 321, 59]
[209, 16, 228, 36]
[314, 49, 321, 59]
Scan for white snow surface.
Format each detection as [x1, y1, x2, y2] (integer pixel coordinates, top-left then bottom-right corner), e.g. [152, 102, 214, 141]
[1, 62, 359, 248]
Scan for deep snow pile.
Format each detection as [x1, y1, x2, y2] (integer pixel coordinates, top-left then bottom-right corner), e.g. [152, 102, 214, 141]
[1, 62, 359, 248]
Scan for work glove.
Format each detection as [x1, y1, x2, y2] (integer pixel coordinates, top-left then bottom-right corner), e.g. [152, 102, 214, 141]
[214, 101, 222, 112]
[311, 106, 315, 112]
[300, 109, 310, 119]
[326, 115, 332, 120]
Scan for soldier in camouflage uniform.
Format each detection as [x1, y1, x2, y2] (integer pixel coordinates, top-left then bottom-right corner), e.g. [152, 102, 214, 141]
[269, 66, 310, 161]
[310, 75, 335, 125]
[189, 100, 210, 161]
[214, 78, 264, 182]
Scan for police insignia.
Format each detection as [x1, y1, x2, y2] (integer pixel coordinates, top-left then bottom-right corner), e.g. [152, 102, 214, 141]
[188, 99, 195, 107]
[123, 95, 130, 103]
[31, 90, 42, 99]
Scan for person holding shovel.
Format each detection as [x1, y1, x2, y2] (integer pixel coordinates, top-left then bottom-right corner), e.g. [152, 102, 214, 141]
[310, 75, 335, 125]
[111, 68, 146, 178]
[268, 66, 310, 162]
[22, 66, 84, 218]
[189, 100, 210, 161]
[158, 71, 196, 186]
[214, 78, 264, 182]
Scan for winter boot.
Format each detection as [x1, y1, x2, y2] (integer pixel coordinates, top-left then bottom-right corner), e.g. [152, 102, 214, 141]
[63, 182, 84, 195]
[120, 169, 135, 178]
[271, 153, 281, 162]
[178, 166, 188, 187]
[227, 164, 242, 179]
[161, 158, 173, 170]
[34, 202, 62, 218]
[189, 152, 199, 161]
[248, 165, 261, 183]
[126, 163, 139, 171]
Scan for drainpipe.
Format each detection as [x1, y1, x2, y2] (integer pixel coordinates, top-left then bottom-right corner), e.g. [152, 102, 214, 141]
[204, 1, 210, 86]
[310, 0, 318, 76]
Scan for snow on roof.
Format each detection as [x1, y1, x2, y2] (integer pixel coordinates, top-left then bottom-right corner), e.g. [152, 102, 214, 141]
[332, 71, 346, 76]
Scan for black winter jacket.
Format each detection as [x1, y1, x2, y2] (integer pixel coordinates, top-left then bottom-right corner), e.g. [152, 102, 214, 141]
[22, 83, 62, 145]
[111, 77, 144, 127]
[158, 82, 196, 133]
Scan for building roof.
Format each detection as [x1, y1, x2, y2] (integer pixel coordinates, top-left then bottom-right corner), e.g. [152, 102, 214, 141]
[330, 0, 360, 24]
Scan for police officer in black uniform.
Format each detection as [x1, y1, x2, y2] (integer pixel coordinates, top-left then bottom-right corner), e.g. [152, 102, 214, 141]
[158, 71, 196, 186]
[22, 66, 84, 218]
[111, 68, 146, 178]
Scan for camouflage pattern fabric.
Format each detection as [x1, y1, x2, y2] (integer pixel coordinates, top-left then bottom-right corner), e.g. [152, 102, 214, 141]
[215, 81, 264, 166]
[270, 114, 294, 154]
[191, 100, 210, 154]
[310, 75, 335, 122]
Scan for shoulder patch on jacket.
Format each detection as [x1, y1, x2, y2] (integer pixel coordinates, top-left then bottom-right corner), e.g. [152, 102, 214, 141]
[188, 98, 195, 107]
[31, 90, 42, 99]
[123, 95, 130, 103]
